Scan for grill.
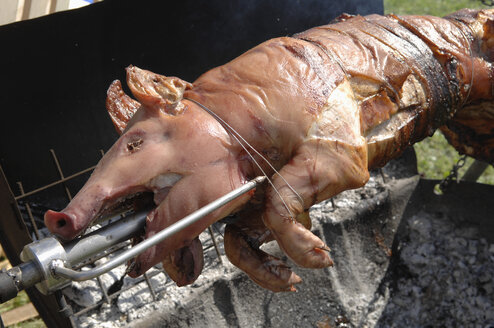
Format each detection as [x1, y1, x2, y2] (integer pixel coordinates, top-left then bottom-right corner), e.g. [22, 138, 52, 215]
[3, 1, 493, 327]
[0, 148, 244, 325]
[3, 146, 494, 328]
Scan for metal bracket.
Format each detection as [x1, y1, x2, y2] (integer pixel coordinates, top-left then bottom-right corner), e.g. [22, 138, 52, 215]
[20, 237, 70, 294]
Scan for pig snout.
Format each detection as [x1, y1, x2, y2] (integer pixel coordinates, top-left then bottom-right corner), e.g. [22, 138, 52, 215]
[44, 210, 80, 240]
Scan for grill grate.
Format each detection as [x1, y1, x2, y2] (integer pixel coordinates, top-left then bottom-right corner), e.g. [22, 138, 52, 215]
[1, 148, 224, 326]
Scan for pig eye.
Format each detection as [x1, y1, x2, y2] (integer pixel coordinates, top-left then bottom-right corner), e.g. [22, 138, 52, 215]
[127, 138, 143, 153]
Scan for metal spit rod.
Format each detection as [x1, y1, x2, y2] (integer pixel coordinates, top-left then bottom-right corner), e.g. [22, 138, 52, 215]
[0, 210, 148, 303]
[53, 176, 265, 280]
[0, 176, 265, 303]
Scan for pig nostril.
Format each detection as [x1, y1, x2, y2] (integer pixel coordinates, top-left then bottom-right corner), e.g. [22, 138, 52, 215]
[44, 210, 78, 239]
[56, 219, 67, 228]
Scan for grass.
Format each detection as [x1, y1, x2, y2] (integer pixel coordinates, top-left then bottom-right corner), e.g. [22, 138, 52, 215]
[0, 291, 45, 328]
[414, 132, 494, 184]
[384, 0, 492, 15]
[5, 320, 46, 328]
[0, 292, 30, 314]
[384, 0, 494, 184]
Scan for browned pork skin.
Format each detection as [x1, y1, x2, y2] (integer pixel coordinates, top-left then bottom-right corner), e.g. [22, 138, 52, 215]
[44, 9, 494, 292]
[190, 9, 494, 291]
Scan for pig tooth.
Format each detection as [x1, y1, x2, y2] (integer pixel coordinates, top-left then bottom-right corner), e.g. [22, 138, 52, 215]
[146, 208, 158, 223]
[99, 191, 144, 216]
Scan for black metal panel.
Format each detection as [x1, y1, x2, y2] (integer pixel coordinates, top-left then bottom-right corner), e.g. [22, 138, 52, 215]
[401, 178, 494, 243]
[0, 0, 383, 201]
[0, 1, 383, 326]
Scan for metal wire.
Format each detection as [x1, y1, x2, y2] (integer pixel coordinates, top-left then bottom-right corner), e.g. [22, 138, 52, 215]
[16, 182, 40, 240]
[71, 269, 167, 317]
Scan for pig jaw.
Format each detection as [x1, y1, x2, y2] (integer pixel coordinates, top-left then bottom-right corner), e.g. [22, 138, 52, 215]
[43, 172, 184, 240]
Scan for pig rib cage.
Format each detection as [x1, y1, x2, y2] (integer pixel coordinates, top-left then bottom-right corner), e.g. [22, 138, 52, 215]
[0, 148, 266, 324]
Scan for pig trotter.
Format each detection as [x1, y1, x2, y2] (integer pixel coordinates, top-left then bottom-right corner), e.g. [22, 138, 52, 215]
[128, 166, 254, 280]
[263, 139, 368, 269]
[161, 237, 204, 286]
[224, 217, 302, 292]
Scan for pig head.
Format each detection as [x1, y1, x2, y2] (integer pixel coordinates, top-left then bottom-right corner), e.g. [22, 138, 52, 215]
[44, 66, 254, 285]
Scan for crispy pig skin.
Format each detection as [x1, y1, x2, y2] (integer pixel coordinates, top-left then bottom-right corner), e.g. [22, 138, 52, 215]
[295, 11, 494, 166]
[45, 10, 494, 292]
[187, 9, 494, 290]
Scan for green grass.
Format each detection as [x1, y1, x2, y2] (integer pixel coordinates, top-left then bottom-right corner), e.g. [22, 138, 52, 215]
[3, 319, 46, 328]
[0, 291, 46, 328]
[384, 0, 492, 15]
[414, 132, 494, 184]
[0, 292, 31, 314]
[384, 0, 494, 184]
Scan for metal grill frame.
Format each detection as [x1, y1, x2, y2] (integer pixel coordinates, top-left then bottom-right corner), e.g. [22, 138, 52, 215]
[0, 149, 225, 327]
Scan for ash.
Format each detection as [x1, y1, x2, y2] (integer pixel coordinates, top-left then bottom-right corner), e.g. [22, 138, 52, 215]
[66, 151, 494, 328]
[68, 229, 239, 328]
[378, 211, 494, 326]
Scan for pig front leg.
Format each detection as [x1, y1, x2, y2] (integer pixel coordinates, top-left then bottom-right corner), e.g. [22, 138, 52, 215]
[225, 138, 368, 292]
[224, 209, 308, 292]
[262, 139, 369, 269]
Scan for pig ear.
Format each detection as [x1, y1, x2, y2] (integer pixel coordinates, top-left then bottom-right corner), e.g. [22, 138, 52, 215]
[106, 80, 141, 135]
[126, 65, 193, 115]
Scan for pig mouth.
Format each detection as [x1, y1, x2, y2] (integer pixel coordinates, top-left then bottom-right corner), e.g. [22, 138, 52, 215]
[88, 173, 184, 229]
[96, 191, 156, 224]
[45, 174, 182, 240]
